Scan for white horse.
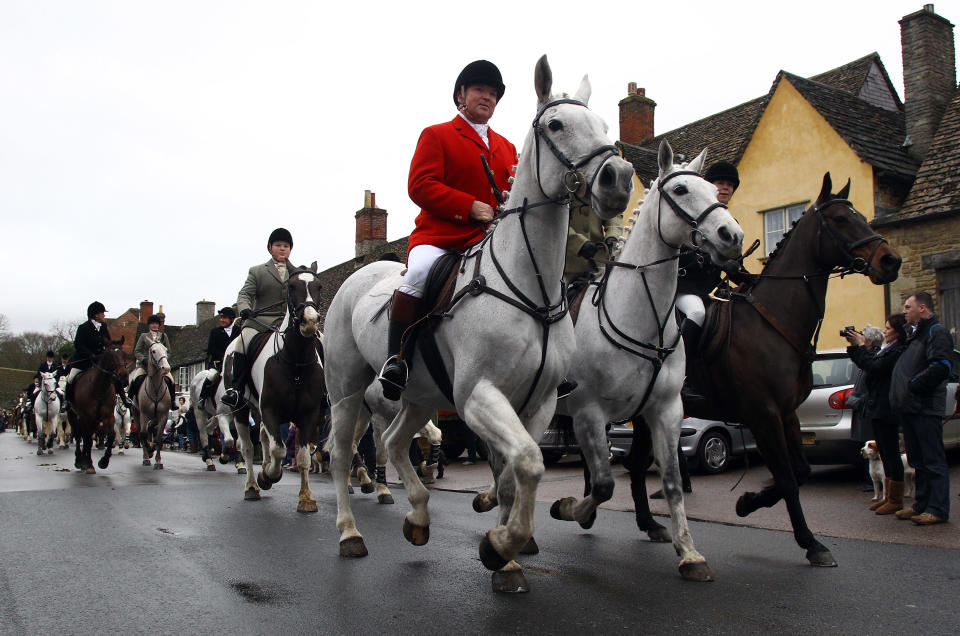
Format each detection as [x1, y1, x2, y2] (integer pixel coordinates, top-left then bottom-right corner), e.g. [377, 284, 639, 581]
[133, 341, 173, 469]
[547, 141, 743, 581]
[57, 375, 71, 448]
[189, 369, 244, 473]
[323, 55, 635, 593]
[114, 401, 131, 454]
[34, 372, 61, 455]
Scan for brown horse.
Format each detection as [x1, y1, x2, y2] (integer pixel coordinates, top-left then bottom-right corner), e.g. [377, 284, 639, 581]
[69, 339, 128, 473]
[625, 173, 901, 567]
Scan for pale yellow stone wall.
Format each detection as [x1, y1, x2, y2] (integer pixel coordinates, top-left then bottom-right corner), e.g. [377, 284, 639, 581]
[885, 216, 960, 309]
[733, 78, 889, 350]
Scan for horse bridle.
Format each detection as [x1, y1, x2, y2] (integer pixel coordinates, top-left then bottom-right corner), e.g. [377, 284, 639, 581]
[285, 268, 321, 328]
[656, 170, 729, 251]
[811, 198, 887, 277]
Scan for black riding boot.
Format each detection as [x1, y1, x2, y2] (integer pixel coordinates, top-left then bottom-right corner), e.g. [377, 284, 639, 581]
[197, 378, 212, 409]
[163, 377, 176, 401]
[64, 380, 75, 411]
[680, 320, 706, 405]
[222, 353, 247, 407]
[115, 379, 132, 408]
[378, 290, 422, 401]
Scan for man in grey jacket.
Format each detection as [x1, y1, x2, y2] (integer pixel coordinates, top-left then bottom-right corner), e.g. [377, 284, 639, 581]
[222, 228, 295, 407]
[890, 292, 953, 525]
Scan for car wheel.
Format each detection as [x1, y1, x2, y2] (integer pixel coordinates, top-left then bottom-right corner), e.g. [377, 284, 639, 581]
[697, 431, 731, 474]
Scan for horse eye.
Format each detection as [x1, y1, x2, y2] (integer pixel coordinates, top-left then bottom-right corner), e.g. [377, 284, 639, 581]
[673, 184, 688, 195]
[548, 120, 563, 132]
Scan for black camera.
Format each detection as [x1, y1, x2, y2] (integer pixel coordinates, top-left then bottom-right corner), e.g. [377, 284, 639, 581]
[840, 325, 856, 337]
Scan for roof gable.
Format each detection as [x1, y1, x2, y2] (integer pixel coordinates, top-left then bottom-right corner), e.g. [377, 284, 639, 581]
[809, 53, 903, 111]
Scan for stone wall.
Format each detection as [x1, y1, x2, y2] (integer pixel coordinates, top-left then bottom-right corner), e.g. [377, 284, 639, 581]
[885, 214, 960, 307]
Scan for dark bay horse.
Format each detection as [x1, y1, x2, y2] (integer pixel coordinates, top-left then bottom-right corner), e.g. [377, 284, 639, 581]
[69, 340, 128, 473]
[625, 173, 901, 567]
[226, 262, 327, 511]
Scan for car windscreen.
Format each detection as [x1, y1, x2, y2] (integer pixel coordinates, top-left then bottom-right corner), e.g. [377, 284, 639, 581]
[811, 356, 854, 388]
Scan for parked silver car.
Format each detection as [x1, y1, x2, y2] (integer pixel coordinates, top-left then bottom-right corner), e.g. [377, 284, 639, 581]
[608, 417, 757, 474]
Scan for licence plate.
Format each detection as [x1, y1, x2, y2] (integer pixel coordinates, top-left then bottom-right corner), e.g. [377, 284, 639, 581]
[801, 432, 816, 445]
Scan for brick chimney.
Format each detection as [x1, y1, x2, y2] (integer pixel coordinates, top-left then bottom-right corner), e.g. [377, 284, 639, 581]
[355, 190, 388, 259]
[900, 4, 956, 160]
[196, 300, 215, 325]
[619, 82, 657, 145]
[139, 300, 153, 323]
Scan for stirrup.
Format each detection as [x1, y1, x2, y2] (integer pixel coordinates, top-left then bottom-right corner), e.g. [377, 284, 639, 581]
[557, 379, 578, 399]
[221, 388, 241, 407]
[378, 356, 408, 401]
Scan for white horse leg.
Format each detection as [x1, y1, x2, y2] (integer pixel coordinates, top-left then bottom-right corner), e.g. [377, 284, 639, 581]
[551, 406, 614, 528]
[646, 399, 711, 581]
[351, 412, 373, 494]
[372, 412, 393, 504]
[383, 402, 437, 546]
[296, 444, 317, 513]
[465, 382, 549, 575]
[235, 416, 259, 499]
[330, 391, 368, 557]
[255, 419, 284, 489]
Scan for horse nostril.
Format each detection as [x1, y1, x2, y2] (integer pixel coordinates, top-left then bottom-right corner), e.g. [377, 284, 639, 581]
[599, 164, 614, 188]
[718, 227, 732, 244]
[881, 253, 902, 271]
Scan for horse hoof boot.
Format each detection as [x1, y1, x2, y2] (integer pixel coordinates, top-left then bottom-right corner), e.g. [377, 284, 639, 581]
[85, 467, 96, 474]
[244, 488, 261, 501]
[339, 536, 368, 558]
[402, 519, 430, 546]
[377, 493, 394, 505]
[256, 472, 273, 490]
[97, 457, 109, 470]
[646, 525, 672, 543]
[206, 464, 216, 472]
[519, 537, 539, 555]
[478, 533, 510, 572]
[360, 482, 375, 494]
[297, 498, 318, 514]
[679, 561, 715, 582]
[806, 549, 837, 567]
[237, 467, 247, 475]
[491, 569, 530, 594]
[143, 459, 151, 466]
[579, 510, 597, 530]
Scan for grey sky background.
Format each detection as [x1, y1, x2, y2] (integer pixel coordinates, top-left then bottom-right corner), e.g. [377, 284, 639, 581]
[1, 0, 954, 333]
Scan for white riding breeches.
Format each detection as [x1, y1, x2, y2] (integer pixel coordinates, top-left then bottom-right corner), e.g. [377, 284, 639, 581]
[398, 244, 448, 298]
[676, 294, 705, 327]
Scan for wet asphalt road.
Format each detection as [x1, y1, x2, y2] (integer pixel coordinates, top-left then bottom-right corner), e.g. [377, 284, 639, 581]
[1, 430, 958, 635]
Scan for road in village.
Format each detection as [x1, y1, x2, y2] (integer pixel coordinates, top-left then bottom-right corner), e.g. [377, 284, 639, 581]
[0, 428, 958, 634]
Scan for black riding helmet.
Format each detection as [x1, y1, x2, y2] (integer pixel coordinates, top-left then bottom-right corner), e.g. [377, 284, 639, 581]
[704, 161, 740, 190]
[217, 307, 237, 320]
[147, 314, 162, 325]
[268, 227, 293, 248]
[453, 60, 505, 106]
[87, 301, 106, 319]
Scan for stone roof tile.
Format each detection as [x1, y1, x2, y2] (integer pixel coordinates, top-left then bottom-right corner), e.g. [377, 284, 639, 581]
[897, 87, 960, 220]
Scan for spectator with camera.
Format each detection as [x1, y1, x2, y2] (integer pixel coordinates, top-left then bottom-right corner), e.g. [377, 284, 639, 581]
[844, 317, 909, 513]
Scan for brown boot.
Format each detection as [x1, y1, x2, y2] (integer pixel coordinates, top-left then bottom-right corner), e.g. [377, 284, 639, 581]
[875, 480, 904, 515]
[869, 478, 891, 511]
[894, 504, 919, 520]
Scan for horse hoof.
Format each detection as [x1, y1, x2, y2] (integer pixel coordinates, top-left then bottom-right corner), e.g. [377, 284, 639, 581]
[473, 493, 496, 513]
[97, 458, 109, 470]
[348, 485, 354, 494]
[646, 526, 672, 543]
[579, 510, 597, 530]
[478, 533, 510, 572]
[206, 464, 216, 472]
[360, 482, 375, 494]
[143, 459, 151, 466]
[679, 561, 715, 582]
[256, 472, 272, 490]
[377, 493, 394, 505]
[244, 488, 260, 501]
[85, 467, 96, 474]
[219, 455, 230, 465]
[549, 499, 563, 520]
[735, 492, 755, 518]
[519, 537, 539, 555]
[154, 463, 163, 470]
[36, 449, 43, 456]
[47, 449, 53, 455]
[297, 499, 318, 514]
[491, 568, 530, 594]
[339, 536, 368, 558]
[806, 549, 837, 567]
[237, 467, 247, 475]
[402, 518, 430, 546]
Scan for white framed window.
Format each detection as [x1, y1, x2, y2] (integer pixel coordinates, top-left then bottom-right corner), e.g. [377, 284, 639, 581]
[762, 202, 808, 256]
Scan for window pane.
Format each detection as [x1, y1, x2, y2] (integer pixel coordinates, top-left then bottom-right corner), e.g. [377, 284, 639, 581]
[764, 209, 785, 255]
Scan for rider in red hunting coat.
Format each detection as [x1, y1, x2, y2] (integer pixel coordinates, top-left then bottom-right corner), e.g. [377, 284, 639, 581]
[378, 59, 517, 400]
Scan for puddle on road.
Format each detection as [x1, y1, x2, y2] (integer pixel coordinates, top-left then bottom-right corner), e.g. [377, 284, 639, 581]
[229, 581, 291, 606]
[156, 527, 178, 535]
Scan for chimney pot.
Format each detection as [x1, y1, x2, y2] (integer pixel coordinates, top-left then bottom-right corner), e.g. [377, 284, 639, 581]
[627, 81, 637, 95]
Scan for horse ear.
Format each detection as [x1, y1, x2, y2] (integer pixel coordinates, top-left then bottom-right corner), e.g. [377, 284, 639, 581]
[574, 74, 591, 106]
[310, 261, 318, 273]
[534, 55, 553, 105]
[837, 178, 851, 200]
[686, 147, 708, 175]
[817, 172, 833, 204]
[657, 140, 674, 175]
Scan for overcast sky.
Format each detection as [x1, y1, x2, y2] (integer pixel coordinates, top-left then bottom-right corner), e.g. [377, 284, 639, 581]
[1, 0, 956, 334]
